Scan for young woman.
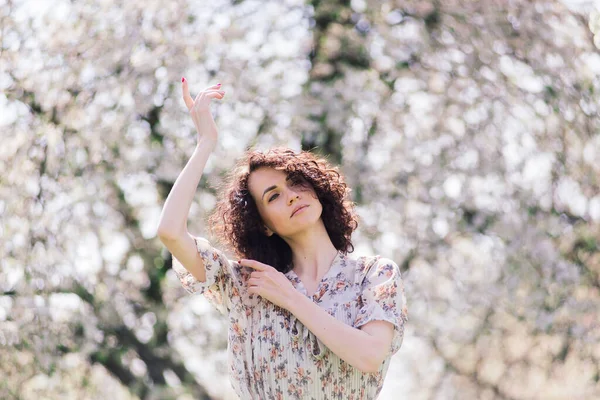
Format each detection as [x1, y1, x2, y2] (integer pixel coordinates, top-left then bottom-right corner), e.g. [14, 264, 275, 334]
[157, 79, 408, 399]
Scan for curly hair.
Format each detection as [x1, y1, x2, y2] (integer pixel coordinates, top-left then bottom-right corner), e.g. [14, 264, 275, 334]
[208, 147, 358, 274]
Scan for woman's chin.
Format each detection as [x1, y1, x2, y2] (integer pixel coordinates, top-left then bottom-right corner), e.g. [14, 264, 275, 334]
[289, 216, 324, 233]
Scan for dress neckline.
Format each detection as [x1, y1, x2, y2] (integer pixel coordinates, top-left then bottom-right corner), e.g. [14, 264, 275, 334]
[286, 251, 342, 299]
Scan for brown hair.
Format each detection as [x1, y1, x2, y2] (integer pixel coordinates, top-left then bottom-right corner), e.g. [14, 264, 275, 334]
[208, 147, 358, 273]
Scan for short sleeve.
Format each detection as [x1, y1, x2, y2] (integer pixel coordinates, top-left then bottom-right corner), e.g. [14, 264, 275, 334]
[354, 256, 408, 355]
[171, 236, 239, 315]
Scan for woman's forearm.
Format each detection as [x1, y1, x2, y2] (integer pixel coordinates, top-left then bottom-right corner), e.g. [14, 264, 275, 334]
[157, 138, 216, 238]
[286, 293, 388, 373]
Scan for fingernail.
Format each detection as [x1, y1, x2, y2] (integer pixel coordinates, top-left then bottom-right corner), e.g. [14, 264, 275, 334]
[217, 83, 221, 86]
[182, 77, 185, 82]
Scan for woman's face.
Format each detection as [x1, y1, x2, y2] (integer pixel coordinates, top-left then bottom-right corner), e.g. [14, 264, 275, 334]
[247, 167, 322, 237]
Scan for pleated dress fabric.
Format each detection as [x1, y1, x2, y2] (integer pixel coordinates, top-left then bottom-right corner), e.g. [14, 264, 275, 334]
[172, 236, 408, 400]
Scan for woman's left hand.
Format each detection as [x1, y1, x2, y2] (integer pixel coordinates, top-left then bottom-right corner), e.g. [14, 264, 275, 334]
[240, 259, 298, 310]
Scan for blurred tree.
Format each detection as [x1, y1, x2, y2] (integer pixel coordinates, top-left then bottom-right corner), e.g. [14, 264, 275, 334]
[1, 0, 599, 399]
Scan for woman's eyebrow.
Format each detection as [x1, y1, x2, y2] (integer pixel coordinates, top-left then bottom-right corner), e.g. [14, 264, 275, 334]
[261, 177, 295, 200]
[261, 185, 278, 200]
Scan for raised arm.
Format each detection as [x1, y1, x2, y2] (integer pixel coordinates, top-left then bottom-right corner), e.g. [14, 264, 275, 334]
[156, 78, 225, 282]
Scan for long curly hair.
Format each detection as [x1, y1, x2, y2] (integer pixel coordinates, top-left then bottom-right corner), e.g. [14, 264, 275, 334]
[208, 147, 358, 273]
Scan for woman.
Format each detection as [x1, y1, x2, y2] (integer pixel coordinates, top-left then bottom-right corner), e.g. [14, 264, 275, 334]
[157, 79, 408, 399]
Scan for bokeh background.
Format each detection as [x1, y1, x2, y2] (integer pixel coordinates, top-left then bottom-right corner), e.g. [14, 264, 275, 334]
[2, 0, 600, 399]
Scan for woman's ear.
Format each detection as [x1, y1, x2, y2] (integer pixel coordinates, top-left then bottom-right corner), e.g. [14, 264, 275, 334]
[263, 225, 274, 237]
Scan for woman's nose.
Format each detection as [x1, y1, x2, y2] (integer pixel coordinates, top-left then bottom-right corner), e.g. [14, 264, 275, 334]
[288, 191, 300, 204]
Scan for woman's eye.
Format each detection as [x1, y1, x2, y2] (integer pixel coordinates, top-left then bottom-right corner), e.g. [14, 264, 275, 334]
[268, 193, 279, 202]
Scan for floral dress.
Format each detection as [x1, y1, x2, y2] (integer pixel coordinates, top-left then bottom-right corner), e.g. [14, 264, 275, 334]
[172, 236, 408, 400]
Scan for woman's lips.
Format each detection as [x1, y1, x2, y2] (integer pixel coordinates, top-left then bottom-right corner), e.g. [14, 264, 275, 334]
[291, 205, 309, 217]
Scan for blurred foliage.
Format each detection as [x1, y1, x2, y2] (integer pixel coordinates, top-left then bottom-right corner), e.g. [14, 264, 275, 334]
[1, 0, 599, 399]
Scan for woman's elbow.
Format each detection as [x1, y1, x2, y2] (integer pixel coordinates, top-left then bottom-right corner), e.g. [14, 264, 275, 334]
[358, 354, 386, 374]
[360, 343, 390, 373]
[157, 226, 186, 242]
[358, 362, 381, 374]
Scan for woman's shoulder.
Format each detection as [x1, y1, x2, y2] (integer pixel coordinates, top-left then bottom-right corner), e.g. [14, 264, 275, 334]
[185, 235, 248, 278]
[343, 252, 399, 280]
[343, 251, 393, 266]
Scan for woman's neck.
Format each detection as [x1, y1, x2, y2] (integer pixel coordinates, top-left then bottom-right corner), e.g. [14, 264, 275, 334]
[284, 220, 339, 281]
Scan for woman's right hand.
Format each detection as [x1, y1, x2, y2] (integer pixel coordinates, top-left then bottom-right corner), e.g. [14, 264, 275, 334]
[181, 77, 225, 145]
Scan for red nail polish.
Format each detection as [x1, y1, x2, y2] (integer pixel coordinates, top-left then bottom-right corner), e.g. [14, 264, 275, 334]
[217, 83, 221, 86]
[182, 77, 185, 82]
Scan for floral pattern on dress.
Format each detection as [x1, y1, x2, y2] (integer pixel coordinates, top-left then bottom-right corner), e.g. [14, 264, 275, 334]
[171, 236, 408, 399]
[354, 256, 409, 355]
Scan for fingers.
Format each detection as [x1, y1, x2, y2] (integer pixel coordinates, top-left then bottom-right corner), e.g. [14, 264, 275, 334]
[182, 78, 225, 110]
[239, 259, 268, 271]
[181, 78, 194, 110]
[203, 90, 226, 99]
[205, 83, 222, 91]
[250, 271, 264, 279]
[194, 89, 225, 104]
